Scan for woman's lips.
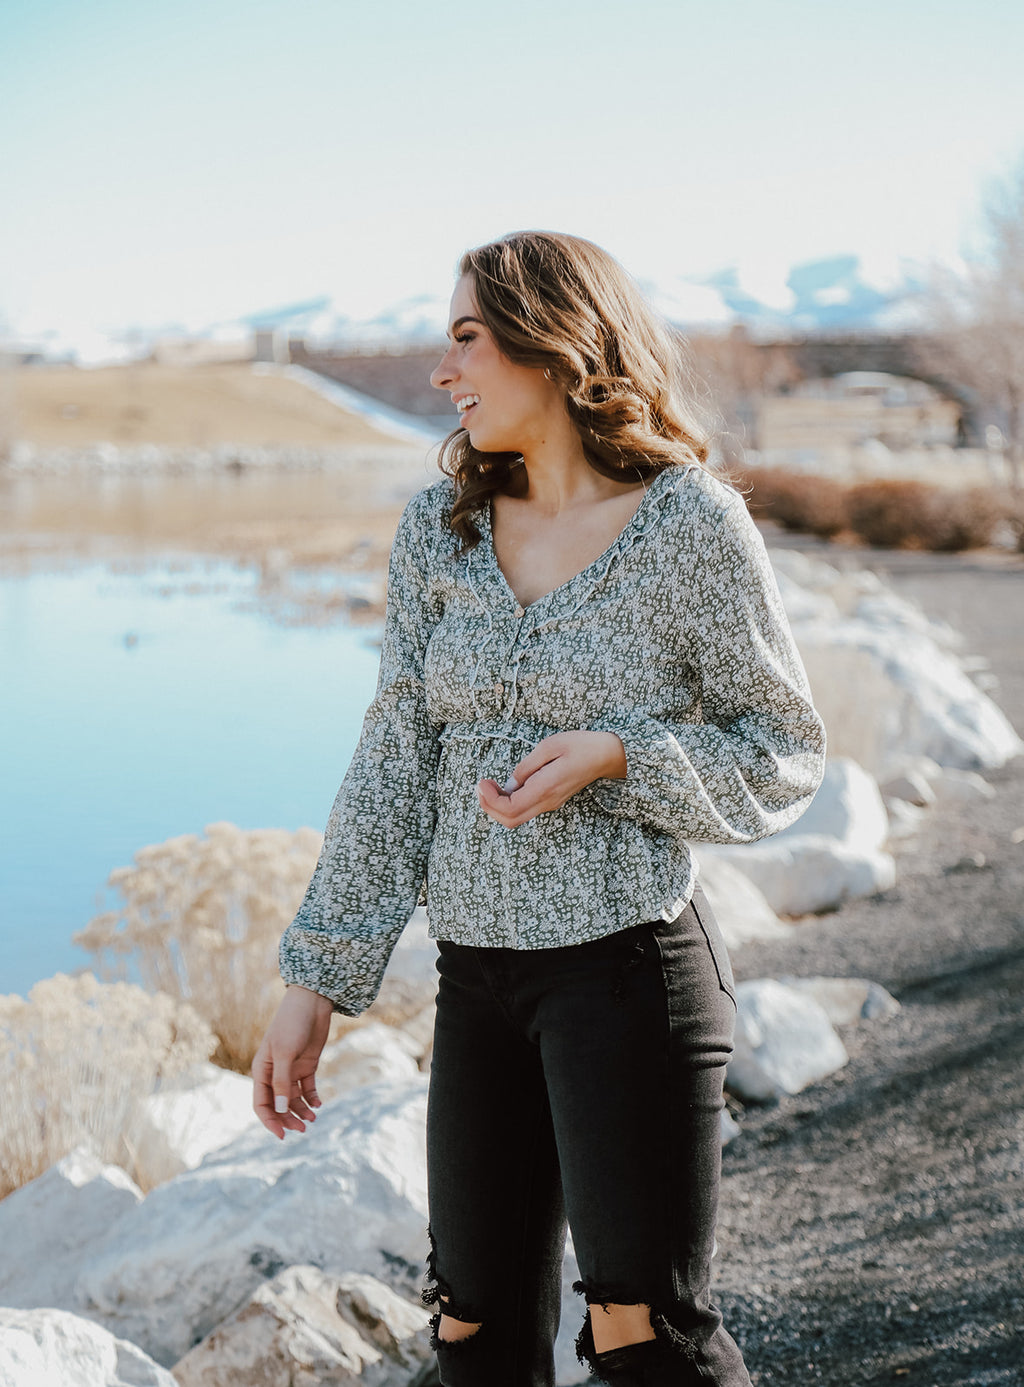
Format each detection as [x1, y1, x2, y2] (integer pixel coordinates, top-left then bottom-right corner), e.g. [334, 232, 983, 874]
[460, 402, 478, 424]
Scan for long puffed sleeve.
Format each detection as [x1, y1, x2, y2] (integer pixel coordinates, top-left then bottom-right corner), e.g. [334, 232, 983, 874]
[278, 490, 443, 1015]
[587, 484, 826, 843]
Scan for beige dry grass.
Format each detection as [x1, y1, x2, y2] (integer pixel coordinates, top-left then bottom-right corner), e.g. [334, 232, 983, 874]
[0, 973, 215, 1197]
[9, 361, 407, 448]
[73, 823, 338, 1074]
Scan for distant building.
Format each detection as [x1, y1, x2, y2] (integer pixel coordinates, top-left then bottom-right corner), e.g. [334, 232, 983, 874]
[253, 328, 291, 364]
[151, 328, 255, 366]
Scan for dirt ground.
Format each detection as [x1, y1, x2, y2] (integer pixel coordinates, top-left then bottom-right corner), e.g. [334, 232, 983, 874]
[714, 530, 1024, 1387]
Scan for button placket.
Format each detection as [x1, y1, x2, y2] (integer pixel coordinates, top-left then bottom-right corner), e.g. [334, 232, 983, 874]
[497, 602, 530, 717]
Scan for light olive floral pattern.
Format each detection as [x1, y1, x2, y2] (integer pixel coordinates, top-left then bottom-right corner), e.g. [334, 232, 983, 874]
[279, 463, 827, 1015]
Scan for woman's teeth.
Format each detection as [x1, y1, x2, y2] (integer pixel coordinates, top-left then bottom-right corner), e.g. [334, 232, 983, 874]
[457, 395, 481, 415]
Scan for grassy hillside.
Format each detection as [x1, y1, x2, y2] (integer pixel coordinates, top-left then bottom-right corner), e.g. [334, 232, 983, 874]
[9, 362, 406, 448]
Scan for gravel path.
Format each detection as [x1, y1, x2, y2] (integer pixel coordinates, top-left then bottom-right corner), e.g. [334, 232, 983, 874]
[715, 533, 1024, 1387]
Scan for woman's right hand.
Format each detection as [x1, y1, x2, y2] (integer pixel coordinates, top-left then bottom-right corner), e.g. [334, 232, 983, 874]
[251, 984, 334, 1139]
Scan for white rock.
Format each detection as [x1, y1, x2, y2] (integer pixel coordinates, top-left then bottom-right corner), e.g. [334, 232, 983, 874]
[554, 1237, 589, 1386]
[398, 1003, 437, 1067]
[171, 1266, 431, 1387]
[773, 757, 890, 854]
[773, 569, 840, 624]
[880, 767, 938, 807]
[883, 798, 929, 841]
[0, 1306, 177, 1387]
[318, 1023, 421, 1100]
[776, 977, 900, 1027]
[0, 1147, 142, 1313]
[76, 1079, 430, 1367]
[796, 617, 1023, 782]
[692, 855, 789, 947]
[720, 1110, 742, 1146]
[134, 1063, 259, 1187]
[770, 548, 1024, 778]
[701, 834, 896, 916]
[727, 979, 849, 1102]
[894, 754, 944, 786]
[371, 911, 438, 1026]
[930, 767, 998, 803]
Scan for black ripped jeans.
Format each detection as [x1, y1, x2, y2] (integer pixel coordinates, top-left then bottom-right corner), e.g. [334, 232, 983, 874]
[424, 881, 752, 1387]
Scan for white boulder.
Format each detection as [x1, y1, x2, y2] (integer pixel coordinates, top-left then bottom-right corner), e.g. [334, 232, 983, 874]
[0, 1147, 142, 1313]
[720, 1110, 742, 1146]
[317, 1023, 422, 1100]
[554, 1237, 588, 1385]
[727, 979, 849, 1102]
[691, 856, 789, 947]
[171, 1266, 431, 1387]
[798, 615, 1022, 781]
[771, 549, 1024, 780]
[397, 1002, 437, 1067]
[773, 757, 890, 854]
[879, 762, 939, 807]
[370, 911, 438, 1026]
[0, 1307, 177, 1387]
[776, 976, 900, 1026]
[931, 767, 997, 804]
[701, 833, 895, 917]
[884, 798, 929, 841]
[76, 1079, 430, 1367]
[133, 1063, 259, 1187]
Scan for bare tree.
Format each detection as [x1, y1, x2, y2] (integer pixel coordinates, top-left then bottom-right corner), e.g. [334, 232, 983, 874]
[685, 325, 803, 462]
[916, 160, 1024, 490]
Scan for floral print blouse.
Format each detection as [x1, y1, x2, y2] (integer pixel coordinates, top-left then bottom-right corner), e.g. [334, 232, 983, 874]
[279, 462, 827, 1015]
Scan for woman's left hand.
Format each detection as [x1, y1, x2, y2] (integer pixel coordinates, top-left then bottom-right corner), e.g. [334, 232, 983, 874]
[477, 730, 627, 828]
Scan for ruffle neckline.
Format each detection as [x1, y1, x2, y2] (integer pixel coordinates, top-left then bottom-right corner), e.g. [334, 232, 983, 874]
[473, 463, 689, 625]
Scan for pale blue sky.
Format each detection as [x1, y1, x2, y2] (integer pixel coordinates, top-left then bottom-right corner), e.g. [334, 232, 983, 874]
[2, 0, 1022, 349]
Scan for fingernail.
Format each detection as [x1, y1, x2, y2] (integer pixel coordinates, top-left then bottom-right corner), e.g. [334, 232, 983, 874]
[500, 776, 519, 794]
[274, 1095, 288, 1113]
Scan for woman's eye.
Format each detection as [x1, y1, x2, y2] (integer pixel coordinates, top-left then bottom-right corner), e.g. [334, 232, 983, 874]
[455, 332, 475, 345]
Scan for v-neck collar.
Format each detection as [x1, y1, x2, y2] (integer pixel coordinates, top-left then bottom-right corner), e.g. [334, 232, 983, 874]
[474, 464, 686, 618]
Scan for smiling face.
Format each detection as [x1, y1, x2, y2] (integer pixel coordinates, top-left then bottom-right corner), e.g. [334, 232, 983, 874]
[430, 274, 564, 453]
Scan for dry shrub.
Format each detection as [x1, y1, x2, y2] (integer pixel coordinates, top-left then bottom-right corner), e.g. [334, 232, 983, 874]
[920, 486, 1005, 551]
[736, 467, 848, 538]
[845, 480, 931, 548]
[995, 490, 1024, 552]
[74, 823, 323, 1073]
[735, 466, 1012, 552]
[0, 973, 215, 1198]
[846, 480, 1002, 551]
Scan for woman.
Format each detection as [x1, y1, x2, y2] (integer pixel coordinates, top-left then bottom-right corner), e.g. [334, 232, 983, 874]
[252, 231, 827, 1387]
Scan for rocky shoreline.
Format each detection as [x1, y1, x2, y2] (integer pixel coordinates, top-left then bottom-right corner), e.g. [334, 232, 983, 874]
[1, 524, 1021, 1386]
[717, 535, 1024, 1386]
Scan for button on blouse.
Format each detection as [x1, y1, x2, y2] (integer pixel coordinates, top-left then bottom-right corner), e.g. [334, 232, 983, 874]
[279, 464, 827, 1015]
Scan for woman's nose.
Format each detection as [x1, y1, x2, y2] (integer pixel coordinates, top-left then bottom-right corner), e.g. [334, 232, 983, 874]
[430, 346, 457, 390]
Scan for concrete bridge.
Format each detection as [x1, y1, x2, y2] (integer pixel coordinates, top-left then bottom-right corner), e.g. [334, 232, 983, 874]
[289, 330, 990, 445]
[743, 333, 984, 441]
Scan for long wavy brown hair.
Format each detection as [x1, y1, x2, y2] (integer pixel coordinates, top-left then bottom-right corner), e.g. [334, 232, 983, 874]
[435, 230, 727, 550]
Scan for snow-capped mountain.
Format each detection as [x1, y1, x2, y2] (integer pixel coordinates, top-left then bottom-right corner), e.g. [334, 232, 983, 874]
[236, 292, 454, 348]
[652, 255, 924, 334]
[239, 255, 921, 349]
[12, 255, 926, 367]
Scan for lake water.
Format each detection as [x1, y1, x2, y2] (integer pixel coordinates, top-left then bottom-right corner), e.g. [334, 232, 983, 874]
[1, 559, 381, 997]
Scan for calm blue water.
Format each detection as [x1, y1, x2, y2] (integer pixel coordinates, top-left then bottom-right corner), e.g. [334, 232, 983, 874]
[1, 560, 381, 997]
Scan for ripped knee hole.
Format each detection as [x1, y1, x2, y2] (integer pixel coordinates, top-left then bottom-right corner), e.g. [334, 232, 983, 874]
[438, 1298, 483, 1341]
